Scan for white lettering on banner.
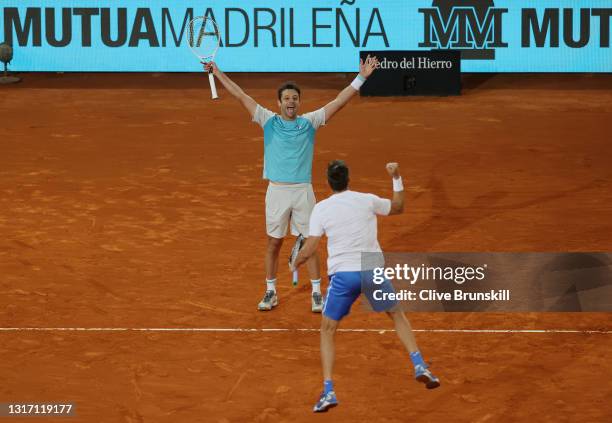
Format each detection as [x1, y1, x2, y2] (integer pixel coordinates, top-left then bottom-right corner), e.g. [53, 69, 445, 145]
[377, 57, 453, 70]
[369, 289, 511, 302]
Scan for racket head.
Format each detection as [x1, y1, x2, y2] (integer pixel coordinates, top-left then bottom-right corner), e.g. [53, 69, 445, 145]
[187, 16, 220, 62]
[289, 234, 305, 271]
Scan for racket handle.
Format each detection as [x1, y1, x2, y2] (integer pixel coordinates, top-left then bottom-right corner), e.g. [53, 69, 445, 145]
[292, 270, 298, 287]
[208, 72, 218, 99]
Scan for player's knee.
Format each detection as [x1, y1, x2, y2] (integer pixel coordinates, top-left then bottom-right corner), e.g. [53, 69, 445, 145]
[321, 317, 338, 334]
[267, 236, 283, 252]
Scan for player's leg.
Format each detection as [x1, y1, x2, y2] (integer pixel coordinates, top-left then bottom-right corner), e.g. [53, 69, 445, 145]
[321, 317, 338, 385]
[315, 315, 339, 412]
[387, 311, 418, 352]
[305, 253, 321, 284]
[313, 272, 361, 412]
[364, 273, 441, 389]
[306, 253, 322, 312]
[291, 184, 322, 312]
[265, 236, 284, 281]
[259, 235, 284, 311]
[259, 184, 292, 311]
[386, 311, 440, 389]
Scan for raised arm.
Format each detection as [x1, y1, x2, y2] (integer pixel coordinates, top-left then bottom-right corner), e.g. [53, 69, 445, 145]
[323, 55, 379, 123]
[204, 62, 258, 117]
[386, 163, 405, 215]
[292, 236, 322, 271]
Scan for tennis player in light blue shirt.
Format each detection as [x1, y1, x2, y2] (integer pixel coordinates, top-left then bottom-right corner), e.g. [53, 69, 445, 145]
[205, 56, 379, 312]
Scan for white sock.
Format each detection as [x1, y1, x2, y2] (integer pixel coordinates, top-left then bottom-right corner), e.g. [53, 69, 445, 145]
[266, 279, 276, 292]
[311, 279, 321, 294]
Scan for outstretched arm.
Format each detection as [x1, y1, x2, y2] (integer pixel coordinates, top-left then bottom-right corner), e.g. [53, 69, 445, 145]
[386, 163, 405, 215]
[293, 236, 322, 270]
[204, 62, 258, 117]
[323, 55, 379, 123]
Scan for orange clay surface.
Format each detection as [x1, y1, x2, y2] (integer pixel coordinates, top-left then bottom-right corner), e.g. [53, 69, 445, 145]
[1, 73, 611, 422]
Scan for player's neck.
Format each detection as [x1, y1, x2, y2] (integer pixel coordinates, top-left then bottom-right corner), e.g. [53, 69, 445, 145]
[280, 114, 297, 121]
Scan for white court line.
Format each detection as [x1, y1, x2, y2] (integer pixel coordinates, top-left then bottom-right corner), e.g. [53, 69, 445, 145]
[0, 328, 611, 334]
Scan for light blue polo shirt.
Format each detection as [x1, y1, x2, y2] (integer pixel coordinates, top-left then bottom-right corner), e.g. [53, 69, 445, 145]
[253, 105, 326, 183]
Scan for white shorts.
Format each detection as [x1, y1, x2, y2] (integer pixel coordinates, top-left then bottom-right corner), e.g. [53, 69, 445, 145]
[265, 183, 316, 239]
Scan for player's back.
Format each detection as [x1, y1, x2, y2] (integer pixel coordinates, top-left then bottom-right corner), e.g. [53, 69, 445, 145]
[310, 190, 391, 274]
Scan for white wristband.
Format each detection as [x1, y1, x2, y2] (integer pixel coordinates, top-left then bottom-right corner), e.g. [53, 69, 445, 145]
[350, 74, 366, 91]
[392, 176, 404, 192]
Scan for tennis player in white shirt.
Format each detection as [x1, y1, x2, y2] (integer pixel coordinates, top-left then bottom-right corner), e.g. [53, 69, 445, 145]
[293, 160, 440, 412]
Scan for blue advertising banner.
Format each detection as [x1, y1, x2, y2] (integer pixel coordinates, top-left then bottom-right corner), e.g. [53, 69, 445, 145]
[1, 1, 610, 72]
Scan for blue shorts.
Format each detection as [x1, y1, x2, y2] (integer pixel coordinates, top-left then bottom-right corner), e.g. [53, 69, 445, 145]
[323, 270, 397, 321]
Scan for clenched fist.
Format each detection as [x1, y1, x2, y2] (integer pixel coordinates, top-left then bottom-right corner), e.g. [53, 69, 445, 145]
[386, 162, 400, 179]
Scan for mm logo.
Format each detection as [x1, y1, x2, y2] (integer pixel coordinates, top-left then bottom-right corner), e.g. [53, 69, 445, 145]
[419, 0, 508, 60]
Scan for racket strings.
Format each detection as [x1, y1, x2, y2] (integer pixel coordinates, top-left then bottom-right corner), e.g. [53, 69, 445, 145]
[188, 17, 220, 60]
[289, 235, 305, 268]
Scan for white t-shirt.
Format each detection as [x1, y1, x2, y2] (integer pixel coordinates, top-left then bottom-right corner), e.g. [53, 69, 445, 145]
[309, 190, 392, 274]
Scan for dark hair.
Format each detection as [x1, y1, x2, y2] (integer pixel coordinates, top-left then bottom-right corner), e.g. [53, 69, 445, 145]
[327, 160, 349, 192]
[277, 81, 301, 100]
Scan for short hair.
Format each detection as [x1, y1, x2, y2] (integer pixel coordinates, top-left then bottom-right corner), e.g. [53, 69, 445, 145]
[327, 160, 349, 192]
[277, 81, 301, 100]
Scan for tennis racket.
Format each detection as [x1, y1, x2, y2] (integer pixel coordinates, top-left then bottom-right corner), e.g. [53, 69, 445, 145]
[187, 16, 220, 99]
[288, 234, 305, 286]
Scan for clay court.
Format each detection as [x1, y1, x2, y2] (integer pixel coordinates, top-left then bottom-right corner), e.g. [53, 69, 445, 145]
[1, 73, 611, 422]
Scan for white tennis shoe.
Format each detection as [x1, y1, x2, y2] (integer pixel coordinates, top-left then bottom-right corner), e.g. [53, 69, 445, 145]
[258, 290, 278, 311]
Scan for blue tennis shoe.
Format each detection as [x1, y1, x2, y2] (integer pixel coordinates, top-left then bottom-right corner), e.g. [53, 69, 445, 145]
[415, 364, 440, 389]
[313, 391, 338, 412]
